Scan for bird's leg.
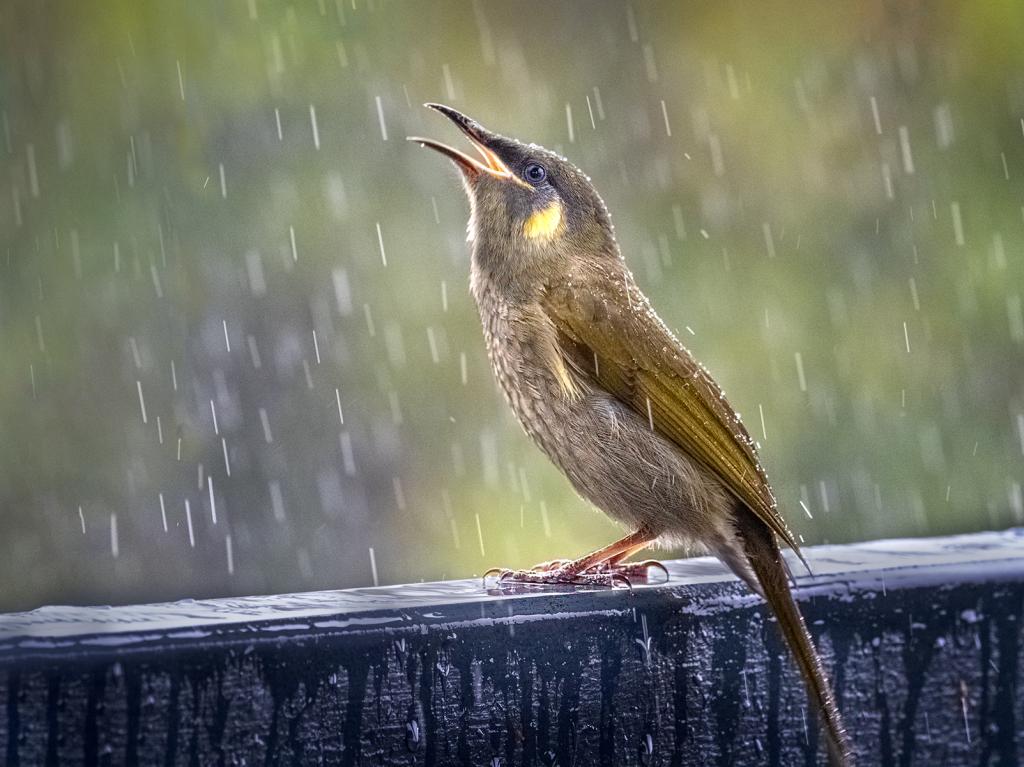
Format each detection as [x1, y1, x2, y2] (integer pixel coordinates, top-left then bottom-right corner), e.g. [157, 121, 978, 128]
[601, 541, 651, 567]
[584, 542, 669, 583]
[485, 529, 658, 586]
[527, 542, 662, 577]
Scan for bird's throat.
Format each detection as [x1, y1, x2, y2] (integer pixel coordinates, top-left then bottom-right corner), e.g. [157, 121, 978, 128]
[523, 201, 563, 241]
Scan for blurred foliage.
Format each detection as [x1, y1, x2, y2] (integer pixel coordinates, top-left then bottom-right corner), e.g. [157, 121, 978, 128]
[1, 0, 1022, 611]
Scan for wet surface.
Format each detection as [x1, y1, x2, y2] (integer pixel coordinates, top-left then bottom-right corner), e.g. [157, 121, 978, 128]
[2, 530, 1022, 647]
[1, 530, 1023, 764]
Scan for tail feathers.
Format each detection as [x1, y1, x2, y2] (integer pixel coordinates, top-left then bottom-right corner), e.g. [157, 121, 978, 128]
[734, 507, 853, 767]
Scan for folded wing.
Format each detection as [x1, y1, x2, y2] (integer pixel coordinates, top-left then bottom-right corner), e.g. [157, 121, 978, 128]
[543, 269, 803, 559]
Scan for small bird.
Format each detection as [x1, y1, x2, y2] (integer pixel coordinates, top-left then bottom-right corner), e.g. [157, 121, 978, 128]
[410, 104, 852, 765]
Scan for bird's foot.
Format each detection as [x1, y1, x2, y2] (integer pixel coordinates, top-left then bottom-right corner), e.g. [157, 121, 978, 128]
[483, 559, 668, 588]
[483, 566, 627, 588]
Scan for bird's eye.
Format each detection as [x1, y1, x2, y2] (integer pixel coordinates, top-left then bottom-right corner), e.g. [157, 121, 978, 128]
[523, 163, 547, 184]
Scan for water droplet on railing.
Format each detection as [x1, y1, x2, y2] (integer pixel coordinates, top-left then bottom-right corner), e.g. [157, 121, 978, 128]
[405, 718, 421, 752]
[436, 656, 451, 677]
[638, 732, 655, 765]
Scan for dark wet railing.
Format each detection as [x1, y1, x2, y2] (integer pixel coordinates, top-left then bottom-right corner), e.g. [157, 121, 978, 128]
[1, 530, 1022, 765]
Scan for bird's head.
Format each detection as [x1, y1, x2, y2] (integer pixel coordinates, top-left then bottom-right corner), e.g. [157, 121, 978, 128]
[409, 104, 618, 294]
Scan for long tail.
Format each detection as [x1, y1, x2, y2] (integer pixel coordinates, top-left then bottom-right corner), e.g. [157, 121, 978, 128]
[734, 506, 853, 766]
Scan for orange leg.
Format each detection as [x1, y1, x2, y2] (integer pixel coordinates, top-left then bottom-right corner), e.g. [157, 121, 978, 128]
[484, 529, 666, 587]
[605, 540, 654, 567]
[582, 539, 669, 581]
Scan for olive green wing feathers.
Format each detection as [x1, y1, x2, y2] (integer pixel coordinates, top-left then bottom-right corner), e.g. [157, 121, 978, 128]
[544, 273, 803, 556]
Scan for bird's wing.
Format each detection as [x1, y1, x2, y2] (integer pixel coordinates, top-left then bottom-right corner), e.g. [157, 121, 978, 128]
[543, 270, 802, 556]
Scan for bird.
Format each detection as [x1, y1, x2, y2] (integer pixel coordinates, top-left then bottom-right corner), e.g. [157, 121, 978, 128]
[409, 103, 852, 766]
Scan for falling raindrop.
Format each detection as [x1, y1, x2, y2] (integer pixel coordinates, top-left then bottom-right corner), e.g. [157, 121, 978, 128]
[375, 95, 388, 141]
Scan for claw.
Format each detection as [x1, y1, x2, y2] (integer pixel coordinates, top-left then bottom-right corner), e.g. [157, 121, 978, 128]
[611, 573, 634, 592]
[637, 559, 670, 583]
[481, 567, 508, 585]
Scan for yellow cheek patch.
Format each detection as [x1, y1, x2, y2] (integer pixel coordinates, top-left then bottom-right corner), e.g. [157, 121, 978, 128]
[523, 201, 563, 240]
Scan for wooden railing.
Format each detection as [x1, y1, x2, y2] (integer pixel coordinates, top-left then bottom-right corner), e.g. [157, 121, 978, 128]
[2, 529, 1023, 765]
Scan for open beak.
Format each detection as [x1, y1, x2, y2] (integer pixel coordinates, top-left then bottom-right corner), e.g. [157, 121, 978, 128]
[407, 103, 516, 181]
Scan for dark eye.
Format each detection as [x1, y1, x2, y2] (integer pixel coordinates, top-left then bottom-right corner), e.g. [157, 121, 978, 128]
[523, 163, 547, 184]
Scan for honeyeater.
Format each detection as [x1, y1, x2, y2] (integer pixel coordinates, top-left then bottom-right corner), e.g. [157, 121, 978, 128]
[410, 103, 851, 765]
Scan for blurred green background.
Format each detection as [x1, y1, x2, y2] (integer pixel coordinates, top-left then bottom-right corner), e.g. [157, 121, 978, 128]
[2, 1, 1022, 612]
